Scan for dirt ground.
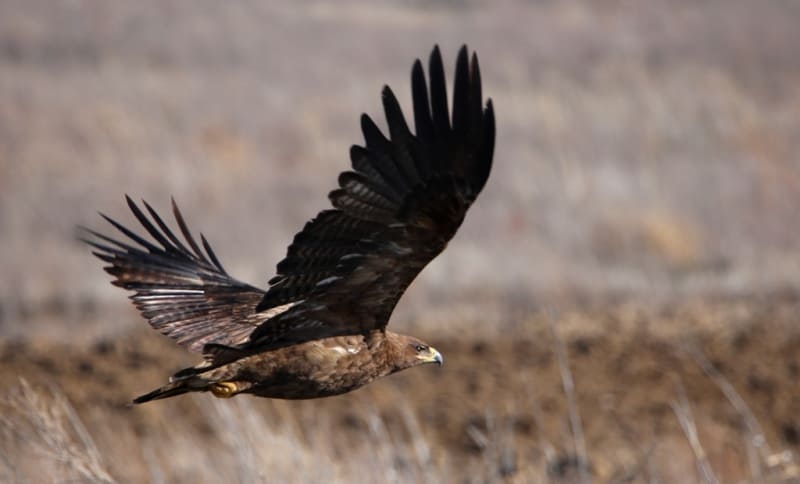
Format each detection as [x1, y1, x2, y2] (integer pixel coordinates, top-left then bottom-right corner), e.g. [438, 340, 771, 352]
[3, 293, 800, 482]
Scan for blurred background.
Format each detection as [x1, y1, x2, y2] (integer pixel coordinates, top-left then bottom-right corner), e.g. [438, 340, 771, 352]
[2, 0, 800, 482]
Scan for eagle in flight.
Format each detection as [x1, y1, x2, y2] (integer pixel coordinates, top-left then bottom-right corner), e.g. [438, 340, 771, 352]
[82, 45, 495, 403]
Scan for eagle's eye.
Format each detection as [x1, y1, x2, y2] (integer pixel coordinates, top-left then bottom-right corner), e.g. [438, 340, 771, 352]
[414, 344, 428, 353]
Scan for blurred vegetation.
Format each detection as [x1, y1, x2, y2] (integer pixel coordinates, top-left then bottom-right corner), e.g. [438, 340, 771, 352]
[1, 0, 799, 482]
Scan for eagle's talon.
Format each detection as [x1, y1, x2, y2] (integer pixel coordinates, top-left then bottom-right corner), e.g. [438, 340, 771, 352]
[210, 381, 238, 398]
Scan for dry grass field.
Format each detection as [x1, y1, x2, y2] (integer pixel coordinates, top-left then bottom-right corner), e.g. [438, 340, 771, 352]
[2, 0, 800, 482]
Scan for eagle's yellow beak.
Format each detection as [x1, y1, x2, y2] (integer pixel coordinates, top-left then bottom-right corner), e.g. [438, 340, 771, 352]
[418, 347, 443, 367]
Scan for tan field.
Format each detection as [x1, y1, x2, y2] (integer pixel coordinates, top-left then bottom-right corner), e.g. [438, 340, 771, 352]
[1, 0, 800, 482]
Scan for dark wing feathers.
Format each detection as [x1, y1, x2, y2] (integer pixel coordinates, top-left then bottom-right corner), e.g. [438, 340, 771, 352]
[84, 45, 494, 357]
[81, 196, 270, 353]
[249, 45, 494, 347]
[429, 46, 451, 136]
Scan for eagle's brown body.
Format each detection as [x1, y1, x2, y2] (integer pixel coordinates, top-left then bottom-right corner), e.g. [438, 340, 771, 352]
[82, 45, 494, 403]
[136, 332, 438, 402]
[227, 334, 394, 399]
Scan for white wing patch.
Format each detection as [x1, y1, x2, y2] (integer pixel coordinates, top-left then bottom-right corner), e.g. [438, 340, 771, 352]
[385, 241, 412, 255]
[255, 301, 298, 318]
[316, 276, 341, 287]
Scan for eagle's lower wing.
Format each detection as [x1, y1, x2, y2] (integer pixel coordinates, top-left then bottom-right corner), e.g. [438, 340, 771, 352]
[81, 197, 278, 353]
[249, 45, 494, 347]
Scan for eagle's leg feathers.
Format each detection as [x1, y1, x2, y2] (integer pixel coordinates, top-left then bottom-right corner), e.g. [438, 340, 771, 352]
[134, 378, 248, 403]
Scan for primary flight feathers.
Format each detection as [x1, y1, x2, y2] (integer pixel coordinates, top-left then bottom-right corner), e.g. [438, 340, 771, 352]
[82, 45, 495, 402]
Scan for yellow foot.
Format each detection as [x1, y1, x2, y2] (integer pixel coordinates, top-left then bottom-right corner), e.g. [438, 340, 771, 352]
[210, 381, 238, 398]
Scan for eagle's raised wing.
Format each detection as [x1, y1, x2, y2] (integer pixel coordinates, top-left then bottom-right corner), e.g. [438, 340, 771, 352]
[80, 197, 281, 354]
[246, 45, 494, 349]
[83, 45, 494, 359]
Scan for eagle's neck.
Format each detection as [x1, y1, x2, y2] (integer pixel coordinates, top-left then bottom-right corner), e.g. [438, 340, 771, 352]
[380, 331, 416, 373]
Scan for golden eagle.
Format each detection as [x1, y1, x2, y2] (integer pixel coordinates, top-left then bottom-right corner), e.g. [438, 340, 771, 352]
[82, 45, 495, 403]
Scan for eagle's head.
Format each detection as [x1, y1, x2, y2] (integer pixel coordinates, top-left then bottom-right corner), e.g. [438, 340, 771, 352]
[408, 339, 444, 367]
[386, 333, 443, 371]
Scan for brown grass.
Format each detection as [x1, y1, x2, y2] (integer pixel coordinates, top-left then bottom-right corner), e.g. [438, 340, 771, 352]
[2, 296, 800, 482]
[2, 0, 800, 333]
[0, 379, 114, 483]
